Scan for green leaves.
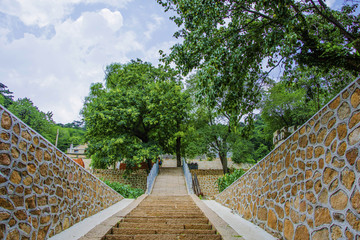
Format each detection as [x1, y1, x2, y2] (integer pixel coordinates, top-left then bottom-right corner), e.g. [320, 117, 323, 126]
[102, 179, 144, 198]
[217, 169, 246, 192]
[82, 60, 190, 169]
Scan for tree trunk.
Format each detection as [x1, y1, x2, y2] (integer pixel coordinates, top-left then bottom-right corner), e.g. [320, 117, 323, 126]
[176, 137, 181, 167]
[219, 152, 228, 174]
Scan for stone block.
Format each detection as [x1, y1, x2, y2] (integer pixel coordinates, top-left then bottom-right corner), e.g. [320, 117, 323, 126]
[312, 228, 329, 240]
[341, 168, 355, 190]
[325, 129, 337, 147]
[337, 102, 351, 120]
[267, 209, 277, 230]
[10, 170, 21, 185]
[348, 126, 360, 145]
[329, 96, 340, 109]
[0, 198, 14, 210]
[345, 148, 358, 165]
[294, 225, 309, 240]
[351, 190, 360, 214]
[314, 207, 331, 227]
[350, 88, 360, 108]
[330, 190, 348, 210]
[1, 112, 12, 130]
[323, 167, 337, 185]
[346, 210, 360, 231]
[283, 219, 294, 240]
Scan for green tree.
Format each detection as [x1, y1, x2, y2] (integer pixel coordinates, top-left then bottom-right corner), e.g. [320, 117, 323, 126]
[261, 66, 355, 136]
[0, 83, 14, 107]
[8, 98, 56, 142]
[158, 0, 359, 124]
[56, 127, 85, 152]
[183, 73, 257, 173]
[231, 115, 272, 163]
[81, 59, 190, 169]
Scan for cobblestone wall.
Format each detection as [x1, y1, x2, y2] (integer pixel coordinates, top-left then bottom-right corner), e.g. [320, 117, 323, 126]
[0, 106, 124, 239]
[91, 169, 147, 191]
[190, 170, 223, 197]
[216, 78, 360, 239]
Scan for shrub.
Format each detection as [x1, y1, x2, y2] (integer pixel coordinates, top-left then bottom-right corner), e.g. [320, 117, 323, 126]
[217, 169, 246, 192]
[102, 179, 144, 198]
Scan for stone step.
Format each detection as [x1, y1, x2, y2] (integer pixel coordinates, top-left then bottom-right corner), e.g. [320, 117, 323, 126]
[102, 195, 222, 240]
[127, 213, 205, 218]
[135, 205, 198, 209]
[105, 234, 222, 240]
[128, 210, 203, 215]
[116, 222, 213, 230]
[111, 228, 217, 235]
[122, 217, 209, 224]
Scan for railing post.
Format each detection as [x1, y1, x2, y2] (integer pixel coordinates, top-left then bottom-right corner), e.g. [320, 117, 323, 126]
[182, 158, 194, 194]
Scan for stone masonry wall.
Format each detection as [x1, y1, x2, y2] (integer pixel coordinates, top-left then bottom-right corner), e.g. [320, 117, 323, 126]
[92, 169, 147, 191]
[190, 170, 223, 197]
[216, 78, 360, 239]
[0, 106, 124, 239]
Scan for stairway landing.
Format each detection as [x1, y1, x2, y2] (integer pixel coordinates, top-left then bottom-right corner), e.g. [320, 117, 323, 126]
[151, 167, 188, 195]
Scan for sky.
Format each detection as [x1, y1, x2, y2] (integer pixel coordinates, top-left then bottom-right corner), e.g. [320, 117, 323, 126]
[0, 0, 348, 124]
[0, 0, 180, 123]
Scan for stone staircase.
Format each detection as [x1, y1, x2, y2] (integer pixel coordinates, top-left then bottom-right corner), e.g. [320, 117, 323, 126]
[103, 195, 221, 240]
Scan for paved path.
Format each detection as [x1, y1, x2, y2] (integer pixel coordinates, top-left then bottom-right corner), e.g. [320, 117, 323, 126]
[151, 167, 188, 195]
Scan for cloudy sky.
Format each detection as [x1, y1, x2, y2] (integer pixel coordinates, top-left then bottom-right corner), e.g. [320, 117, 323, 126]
[0, 0, 346, 124]
[0, 0, 180, 123]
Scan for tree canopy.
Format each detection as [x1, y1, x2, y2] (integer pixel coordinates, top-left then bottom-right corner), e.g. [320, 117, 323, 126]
[158, 0, 360, 73]
[157, 0, 359, 124]
[0, 83, 14, 108]
[81, 59, 190, 169]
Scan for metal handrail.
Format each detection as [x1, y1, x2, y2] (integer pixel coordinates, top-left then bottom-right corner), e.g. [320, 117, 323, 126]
[182, 158, 194, 194]
[146, 160, 159, 194]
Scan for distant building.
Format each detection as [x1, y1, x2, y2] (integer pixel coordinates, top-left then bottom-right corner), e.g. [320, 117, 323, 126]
[273, 126, 297, 148]
[66, 144, 91, 169]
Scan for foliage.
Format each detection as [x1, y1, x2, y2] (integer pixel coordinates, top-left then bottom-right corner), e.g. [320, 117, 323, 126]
[157, 0, 359, 135]
[261, 66, 355, 135]
[231, 115, 271, 164]
[102, 179, 144, 198]
[6, 96, 85, 152]
[8, 98, 56, 142]
[0, 83, 14, 108]
[82, 59, 190, 169]
[56, 126, 85, 152]
[217, 169, 246, 192]
[158, 0, 359, 76]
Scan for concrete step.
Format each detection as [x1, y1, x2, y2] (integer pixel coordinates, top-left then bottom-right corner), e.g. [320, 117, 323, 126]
[111, 228, 217, 235]
[122, 217, 209, 224]
[116, 222, 213, 230]
[105, 234, 222, 240]
[103, 195, 221, 240]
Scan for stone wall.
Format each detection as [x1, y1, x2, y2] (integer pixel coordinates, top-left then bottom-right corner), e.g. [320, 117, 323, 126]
[0, 106, 124, 239]
[91, 169, 147, 191]
[190, 170, 223, 197]
[215, 78, 360, 239]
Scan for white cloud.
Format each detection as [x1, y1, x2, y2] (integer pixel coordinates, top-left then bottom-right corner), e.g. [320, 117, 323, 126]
[0, 0, 131, 27]
[1, 8, 143, 123]
[99, 8, 123, 31]
[0, 1, 181, 123]
[144, 14, 164, 39]
[325, 0, 336, 8]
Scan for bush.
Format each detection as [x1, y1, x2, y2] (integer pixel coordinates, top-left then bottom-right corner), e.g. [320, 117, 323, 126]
[102, 179, 144, 198]
[217, 169, 246, 192]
